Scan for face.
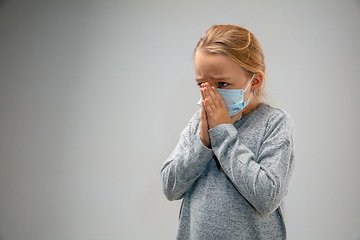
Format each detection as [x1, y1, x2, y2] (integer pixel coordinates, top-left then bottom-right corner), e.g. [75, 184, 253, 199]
[194, 50, 252, 98]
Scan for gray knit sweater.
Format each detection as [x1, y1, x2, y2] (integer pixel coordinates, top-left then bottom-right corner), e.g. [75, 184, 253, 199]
[161, 104, 295, 240]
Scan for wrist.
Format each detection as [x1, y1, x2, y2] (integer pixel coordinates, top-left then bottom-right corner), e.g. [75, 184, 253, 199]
[199, 132, 211, 148]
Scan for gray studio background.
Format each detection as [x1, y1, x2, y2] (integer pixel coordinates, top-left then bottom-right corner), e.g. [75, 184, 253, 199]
[1, 0, 360, 239]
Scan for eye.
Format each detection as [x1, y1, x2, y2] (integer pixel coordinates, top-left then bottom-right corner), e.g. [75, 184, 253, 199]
[218, 82, 229, 88]
[196, 82, 204, 88]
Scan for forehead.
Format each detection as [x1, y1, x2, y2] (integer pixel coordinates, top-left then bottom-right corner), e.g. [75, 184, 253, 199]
[194, 50, 246, 77]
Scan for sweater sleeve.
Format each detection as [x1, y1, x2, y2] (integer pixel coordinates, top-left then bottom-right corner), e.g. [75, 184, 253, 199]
[161, 112, 214, 201]
[209, 110, 295, 216]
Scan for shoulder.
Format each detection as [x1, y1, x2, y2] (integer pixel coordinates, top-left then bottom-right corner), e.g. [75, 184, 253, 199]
[243, 104, 294, 140]
[260, 104, 295, 141]
[267, 105, 293, 123]
[255, 104, 294, 127]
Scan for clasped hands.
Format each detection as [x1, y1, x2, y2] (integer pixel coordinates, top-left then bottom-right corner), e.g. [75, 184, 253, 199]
[199, 83, 244, 148]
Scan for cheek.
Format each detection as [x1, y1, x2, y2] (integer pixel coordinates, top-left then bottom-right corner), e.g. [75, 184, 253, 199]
[244, 89, 253, 101]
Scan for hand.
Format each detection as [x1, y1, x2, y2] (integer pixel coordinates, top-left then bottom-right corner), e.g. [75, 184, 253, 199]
[199, 103, 211, 148]
[199, 83, 211, 148]
[201, 83, 244, 129]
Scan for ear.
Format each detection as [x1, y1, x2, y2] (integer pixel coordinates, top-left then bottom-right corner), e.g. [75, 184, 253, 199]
[251, 73, 263, 91]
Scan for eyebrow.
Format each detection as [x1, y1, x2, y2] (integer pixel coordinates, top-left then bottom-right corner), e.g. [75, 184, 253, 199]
[195, 77, 229, 81]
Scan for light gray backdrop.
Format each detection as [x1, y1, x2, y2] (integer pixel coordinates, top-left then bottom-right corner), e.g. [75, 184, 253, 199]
[0, 0, 359, 239]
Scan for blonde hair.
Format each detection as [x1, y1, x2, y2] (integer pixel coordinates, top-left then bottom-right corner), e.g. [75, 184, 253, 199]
[194, 24, 266, 101]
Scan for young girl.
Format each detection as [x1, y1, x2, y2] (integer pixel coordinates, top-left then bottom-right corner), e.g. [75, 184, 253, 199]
[161, 24, 295, 240]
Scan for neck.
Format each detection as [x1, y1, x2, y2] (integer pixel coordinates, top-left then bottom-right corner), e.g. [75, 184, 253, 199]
[243, 95, 262, 116]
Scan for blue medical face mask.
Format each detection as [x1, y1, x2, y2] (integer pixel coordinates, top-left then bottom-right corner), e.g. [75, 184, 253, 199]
[197, 74, 255, 117]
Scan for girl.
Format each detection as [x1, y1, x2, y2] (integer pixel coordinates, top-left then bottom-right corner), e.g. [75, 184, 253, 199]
[161, 24, 295, 240]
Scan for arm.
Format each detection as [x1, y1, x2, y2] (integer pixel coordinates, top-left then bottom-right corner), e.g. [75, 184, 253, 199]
[161, 112, 214, 201]
[209, 111, 295, 216]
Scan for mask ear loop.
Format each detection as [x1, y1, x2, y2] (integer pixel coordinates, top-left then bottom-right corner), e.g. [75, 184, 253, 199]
[244, 73, 256, 92]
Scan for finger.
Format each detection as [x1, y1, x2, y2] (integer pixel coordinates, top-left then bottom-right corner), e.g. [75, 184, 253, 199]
[202, 84, 219, 113]
[201, 101, 209, 130]
[201, 101, 207, 120]
[202, 84, 210, 100]
[204, 91, 216, 113]
[211, 87, 227, 109]
[201, 86, 213, 108]
[200, 102, 211, 147]
[200, 86, 206, 100]
[208, 86, 223, 109]
[203, 98, 214, 116]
